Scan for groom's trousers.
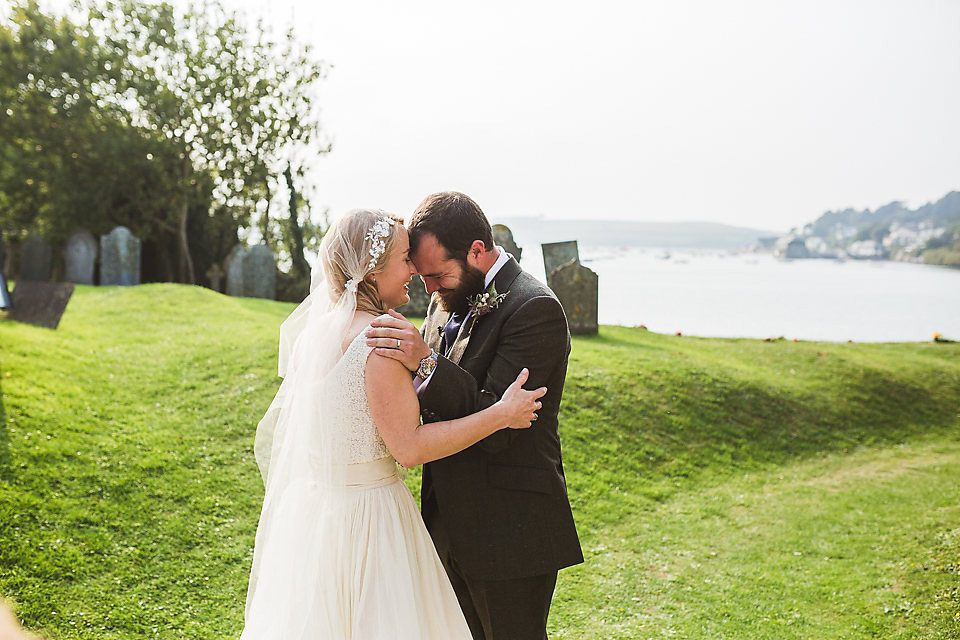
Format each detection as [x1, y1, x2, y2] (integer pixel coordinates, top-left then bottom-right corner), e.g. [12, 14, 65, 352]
[428, 507, 557, 640]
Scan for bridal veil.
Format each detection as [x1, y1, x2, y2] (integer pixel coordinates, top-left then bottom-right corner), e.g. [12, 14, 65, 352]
[243, 211, 395, 633]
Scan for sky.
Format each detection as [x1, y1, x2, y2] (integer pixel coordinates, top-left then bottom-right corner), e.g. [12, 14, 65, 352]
[36, 0, 960, 233]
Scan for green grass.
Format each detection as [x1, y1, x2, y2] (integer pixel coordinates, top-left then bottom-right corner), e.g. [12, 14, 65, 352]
[1, 284, 958, 639]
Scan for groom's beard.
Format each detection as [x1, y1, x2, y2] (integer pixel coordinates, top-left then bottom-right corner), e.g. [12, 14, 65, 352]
[437, 261, 486, 316]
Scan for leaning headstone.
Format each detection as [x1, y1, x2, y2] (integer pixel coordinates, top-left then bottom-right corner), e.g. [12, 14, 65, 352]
[9, 281, 74, 329]
[100, 226, 141, 286]
[548, 259, 598, 335]
[493, 224, 522, 262]
[225, 245, 248, 297]
[20, 235, 52, 282]
[541, 240, 579, 280]
[0, 270, 11, 310]
[242, 245, 276, 299]
[64, 229, 98, 285]
[396, 275, 430, 317]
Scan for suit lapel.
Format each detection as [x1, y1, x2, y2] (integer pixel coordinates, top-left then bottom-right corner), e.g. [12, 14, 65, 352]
[423, 294, 448, 353]
[446, 257, 523, 365]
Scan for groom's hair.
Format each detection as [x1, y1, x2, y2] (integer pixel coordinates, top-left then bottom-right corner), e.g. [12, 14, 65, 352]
[408, 192, 495, 260]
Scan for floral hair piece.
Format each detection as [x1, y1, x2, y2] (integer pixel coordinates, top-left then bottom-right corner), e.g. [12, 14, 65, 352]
[364, 216, 396, 271]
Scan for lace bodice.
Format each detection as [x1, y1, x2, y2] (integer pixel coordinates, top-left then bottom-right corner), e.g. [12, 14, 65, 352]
[322, 330, 392, 464]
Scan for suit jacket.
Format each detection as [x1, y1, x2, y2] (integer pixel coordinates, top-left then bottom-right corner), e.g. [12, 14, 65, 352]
[419, 256, 583, 581]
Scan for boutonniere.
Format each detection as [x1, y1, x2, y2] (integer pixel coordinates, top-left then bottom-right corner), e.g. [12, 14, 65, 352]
[468, 282, 509, 317]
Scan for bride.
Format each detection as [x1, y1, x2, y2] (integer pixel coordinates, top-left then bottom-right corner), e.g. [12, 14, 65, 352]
[239, 209, 546, 639]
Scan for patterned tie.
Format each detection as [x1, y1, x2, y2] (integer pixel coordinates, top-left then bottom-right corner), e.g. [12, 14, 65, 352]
[442, 311, 465, 355]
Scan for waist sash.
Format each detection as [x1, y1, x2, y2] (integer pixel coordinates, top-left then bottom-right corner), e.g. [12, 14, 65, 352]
[345, 456, 400, 488]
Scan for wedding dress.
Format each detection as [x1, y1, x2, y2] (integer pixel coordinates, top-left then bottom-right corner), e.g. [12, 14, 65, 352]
[240, 330, 473, 639]
[239, 213, 472, 639]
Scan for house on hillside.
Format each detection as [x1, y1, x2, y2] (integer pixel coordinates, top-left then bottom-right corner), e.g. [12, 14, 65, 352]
[847, 240, 886, 259]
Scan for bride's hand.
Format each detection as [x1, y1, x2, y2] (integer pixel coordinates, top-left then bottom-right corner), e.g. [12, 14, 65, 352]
[498, 368, 547, 430]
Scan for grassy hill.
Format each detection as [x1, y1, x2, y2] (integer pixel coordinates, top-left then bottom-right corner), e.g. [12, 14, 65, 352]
[1, 284, 958, 639]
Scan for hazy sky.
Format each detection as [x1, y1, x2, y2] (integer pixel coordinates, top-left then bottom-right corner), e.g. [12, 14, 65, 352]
[38, 0, 960, 232]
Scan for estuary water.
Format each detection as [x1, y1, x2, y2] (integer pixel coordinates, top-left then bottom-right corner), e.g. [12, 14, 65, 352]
[518, 247, 960, 343]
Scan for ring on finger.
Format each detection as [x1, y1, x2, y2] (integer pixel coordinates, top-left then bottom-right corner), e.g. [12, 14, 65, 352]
[396, 338, 402, 349]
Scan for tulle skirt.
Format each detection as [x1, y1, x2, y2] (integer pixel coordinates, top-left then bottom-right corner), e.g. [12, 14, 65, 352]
[240, 457, 472, 639]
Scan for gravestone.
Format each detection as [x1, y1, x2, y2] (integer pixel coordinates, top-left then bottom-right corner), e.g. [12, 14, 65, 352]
[542, 240, 579, 280]
[225, 245, 248, 297]
[493, 224, 522, 262]
[242, 245, 276, 299]
[100, 226, 141, 286]
[9, 281, 74, 329]
[0, 229, 9, 309]
[0, 228, 13, 311]
[396, 275, 430, 317]
[64, 229, 98, 285]
[548, 259, 598, 335]
[0, 270, 11, 310]
[20, 235, 52, 282]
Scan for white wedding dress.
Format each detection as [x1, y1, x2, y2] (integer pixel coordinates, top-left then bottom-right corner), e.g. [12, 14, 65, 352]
[240, 331, 472, 639]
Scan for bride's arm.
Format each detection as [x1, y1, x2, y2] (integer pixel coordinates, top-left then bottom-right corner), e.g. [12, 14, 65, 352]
[365, 351, 545, 468]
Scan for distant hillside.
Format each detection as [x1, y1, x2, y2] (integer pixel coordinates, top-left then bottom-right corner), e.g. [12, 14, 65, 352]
[494, 218, 778, 250]
[791, 190, 960, 265]
[808, 191, 960, 238]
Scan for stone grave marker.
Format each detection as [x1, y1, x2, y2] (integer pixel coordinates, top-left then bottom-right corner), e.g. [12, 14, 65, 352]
[548, 259, 598, 335]
[100, 226, 141, 286]
[225, 245, 247, 297]
[64, 229, 98, 285]
[242, 245, 276, 299]
[9, 281, 75, 329]
[0, 270, 11, 310]
[20, 235, 52, 282]
[493, 224, 522, 262]
[541, 240, 579, 281]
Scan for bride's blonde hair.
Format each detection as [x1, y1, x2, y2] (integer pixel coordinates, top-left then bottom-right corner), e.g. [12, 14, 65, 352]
[320, 208, 404, 315]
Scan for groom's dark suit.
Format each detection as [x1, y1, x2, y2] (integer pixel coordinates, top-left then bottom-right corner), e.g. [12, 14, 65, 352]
[418, 255, 582, 637]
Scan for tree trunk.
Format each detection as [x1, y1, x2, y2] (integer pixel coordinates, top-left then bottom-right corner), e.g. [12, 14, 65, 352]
[261, 175, 272, 244]
[178, 155, 196, 284]
[284, 163, 310, 278]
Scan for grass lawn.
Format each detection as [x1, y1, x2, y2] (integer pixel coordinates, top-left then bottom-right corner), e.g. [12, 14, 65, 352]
[1, 284, 958, 638]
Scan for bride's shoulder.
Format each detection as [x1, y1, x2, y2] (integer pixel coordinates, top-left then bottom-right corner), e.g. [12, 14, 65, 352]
[352, 311, 378, 332]
[363, 344, 410, 390]
[341, 312, 379, 352]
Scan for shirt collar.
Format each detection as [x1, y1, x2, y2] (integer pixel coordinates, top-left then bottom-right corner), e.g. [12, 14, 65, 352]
[483, 246, 511, 289]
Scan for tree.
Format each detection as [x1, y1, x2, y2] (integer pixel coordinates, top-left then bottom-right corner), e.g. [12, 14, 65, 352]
[244, 24, 330, 283]
[0, 0, 329, 286]
[88, 0, 328, 284]
[854, 222, 890, 243]
[0, 1, 180, 254]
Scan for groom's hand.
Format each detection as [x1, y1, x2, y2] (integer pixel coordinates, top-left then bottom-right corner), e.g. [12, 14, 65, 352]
[365, 309, 431, 372]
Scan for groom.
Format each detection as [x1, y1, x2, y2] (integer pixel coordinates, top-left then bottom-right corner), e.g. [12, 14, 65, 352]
[366, 192, 582, 640]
